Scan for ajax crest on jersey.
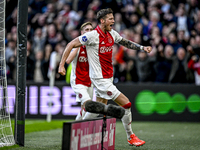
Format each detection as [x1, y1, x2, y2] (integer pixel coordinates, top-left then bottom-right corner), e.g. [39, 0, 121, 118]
[108, 38, 112, 43]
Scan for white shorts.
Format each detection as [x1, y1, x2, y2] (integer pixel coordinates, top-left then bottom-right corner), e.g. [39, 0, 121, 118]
[91, 77, 121, 100]
[71, 80, 93, 105]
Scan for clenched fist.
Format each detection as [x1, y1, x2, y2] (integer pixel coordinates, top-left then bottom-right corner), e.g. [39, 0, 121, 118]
[58, 65, 66, 76]
[144, 46, 152, 53]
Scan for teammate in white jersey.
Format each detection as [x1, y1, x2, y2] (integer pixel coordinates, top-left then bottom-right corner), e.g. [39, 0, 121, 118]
[59, 8, 152, 147]
[66, 22, 100, 120]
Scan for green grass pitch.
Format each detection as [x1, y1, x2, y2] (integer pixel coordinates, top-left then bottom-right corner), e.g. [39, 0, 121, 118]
[0, 119, 199, 150]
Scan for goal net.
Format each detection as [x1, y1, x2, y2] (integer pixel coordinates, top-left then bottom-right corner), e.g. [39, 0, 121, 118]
[0, 0, 15, 147]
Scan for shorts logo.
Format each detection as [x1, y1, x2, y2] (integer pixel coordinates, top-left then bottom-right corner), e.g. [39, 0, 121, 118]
[107, 91, 112, 96]
[82, 36, 87, 42]
[79, 93, 82, 98]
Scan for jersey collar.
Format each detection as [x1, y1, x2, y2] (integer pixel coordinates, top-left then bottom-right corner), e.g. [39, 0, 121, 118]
[96, 25, 106, 38]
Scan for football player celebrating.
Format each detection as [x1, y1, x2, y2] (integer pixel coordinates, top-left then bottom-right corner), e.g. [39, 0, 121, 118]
[66, 22, 101, 120]
[59, 8, 152, 147]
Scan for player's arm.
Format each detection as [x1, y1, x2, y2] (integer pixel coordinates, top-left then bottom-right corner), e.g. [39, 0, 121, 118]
[66, 48, 79, 64]
[58, 37, 82, 76]
[118, 38, 152, 53]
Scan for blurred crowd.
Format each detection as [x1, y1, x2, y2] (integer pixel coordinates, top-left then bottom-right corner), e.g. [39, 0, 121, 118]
[5, 0, 200, 85]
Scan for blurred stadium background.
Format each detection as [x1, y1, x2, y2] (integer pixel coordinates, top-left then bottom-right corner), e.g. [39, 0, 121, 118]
[5, 0, 200, 85]
[5, 0, 200, 120]
[2, 0, 200, 149]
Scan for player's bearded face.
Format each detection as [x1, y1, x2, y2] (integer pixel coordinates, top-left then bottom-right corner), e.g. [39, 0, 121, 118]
[104, 13, 115, 31]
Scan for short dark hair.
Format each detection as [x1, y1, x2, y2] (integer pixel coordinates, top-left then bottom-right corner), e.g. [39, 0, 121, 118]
[97, 8, 113, 23]
[80, 22, 93, 31]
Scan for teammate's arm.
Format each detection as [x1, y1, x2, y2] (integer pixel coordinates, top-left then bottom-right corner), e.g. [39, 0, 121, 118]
[118, 38, 152, 53]
[66, 48, 79, 64]
[58, 37, 82, 76]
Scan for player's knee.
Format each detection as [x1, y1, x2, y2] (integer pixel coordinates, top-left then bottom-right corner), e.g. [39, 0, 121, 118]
[122, 102, 131, 109]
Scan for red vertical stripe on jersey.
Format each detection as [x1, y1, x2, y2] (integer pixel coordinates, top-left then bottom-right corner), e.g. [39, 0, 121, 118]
[75, 46, 91, 87]
[96, 26, 114, 78]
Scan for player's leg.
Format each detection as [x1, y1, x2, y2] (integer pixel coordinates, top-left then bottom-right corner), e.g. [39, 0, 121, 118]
[83, 85, 109, 119]
[95, 86, 108, 105]
[114, 93, 145, 147]
[82, 106, 99, 119]
[83, 85, 108, 119]
[114, 93, 133, 137]
[72, 84, 92, 120]
[71, 80, 84, 120]
[82, 85, 99, 120]
[91, 77, 145, 146]
[83, 96, 108, 119]
[75, 105, 83, 120]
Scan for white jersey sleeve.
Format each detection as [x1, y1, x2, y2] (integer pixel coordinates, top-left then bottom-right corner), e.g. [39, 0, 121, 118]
[109, 29, 123, 43]
[70, 48, 80, 83]
[78, 30, 98, 46]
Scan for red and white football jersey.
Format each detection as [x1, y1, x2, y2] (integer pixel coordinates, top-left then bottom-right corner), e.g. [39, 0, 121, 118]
[78, 25, 122, 78]
[71, 46, 91, 87]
